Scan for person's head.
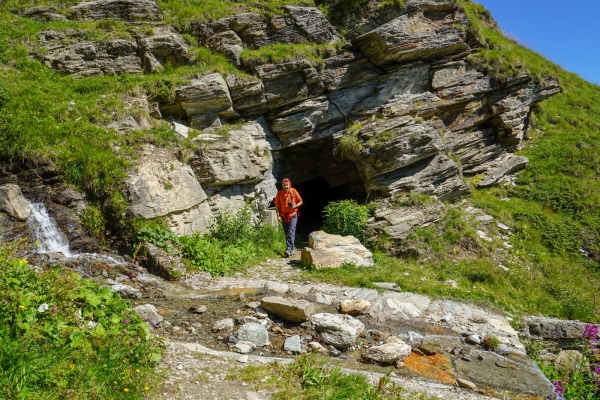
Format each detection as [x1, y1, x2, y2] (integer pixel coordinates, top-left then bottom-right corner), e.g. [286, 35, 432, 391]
[282, 178, 291, 191]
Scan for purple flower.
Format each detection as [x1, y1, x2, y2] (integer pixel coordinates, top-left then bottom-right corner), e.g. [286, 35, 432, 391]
[547, 381, 565, 400]
[124, 319, 129, 324]
[51, 307, 57, 313]
[2, 300, 6, 304]
[594, 365, 600, 388]
[129, 273, 135, 278]
[583, 324, 599, 342]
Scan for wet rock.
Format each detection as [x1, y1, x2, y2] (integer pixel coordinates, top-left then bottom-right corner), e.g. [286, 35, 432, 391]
[283, 335, 302, 354]
[338, 299, 372, 315]
[310, 313, 365, 349]
[301, 231, 374, 269]
[69, 0, 161, 22]
[111, 283, 142, 299]
[0, 184, 31, 221]
[212, 318, 235, 333]
[235, 323, 269, 347]
[133, 304, 163, 327]
[260, 296, 315, 323]
[139, 242, 186, 281]
[189, 305, 207, 314]
[363, 342, 412, 364]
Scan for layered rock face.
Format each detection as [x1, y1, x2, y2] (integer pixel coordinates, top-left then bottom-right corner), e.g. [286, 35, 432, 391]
[19, 0, 560, 236]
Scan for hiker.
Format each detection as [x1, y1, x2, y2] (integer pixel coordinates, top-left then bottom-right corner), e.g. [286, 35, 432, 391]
[274, 178, 303, 257]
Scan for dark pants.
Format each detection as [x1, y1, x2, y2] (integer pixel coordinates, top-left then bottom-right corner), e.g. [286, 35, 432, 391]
[281, 213, 297, 254]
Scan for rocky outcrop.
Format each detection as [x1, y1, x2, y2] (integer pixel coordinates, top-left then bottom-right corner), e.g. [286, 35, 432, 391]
[20, 6, 67, 21]
[193, 6, 340, 66]
[37, 28, 192, 78]
[0, 184, 31, 221]
[301, 231, 374, 269]
[69, 0, 162, 22]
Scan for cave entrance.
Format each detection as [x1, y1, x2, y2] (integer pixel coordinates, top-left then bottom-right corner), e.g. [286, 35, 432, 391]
[274, 136, 366, 241]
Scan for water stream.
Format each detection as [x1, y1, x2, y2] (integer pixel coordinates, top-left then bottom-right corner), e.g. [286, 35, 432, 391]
[27, 202, 72, 257]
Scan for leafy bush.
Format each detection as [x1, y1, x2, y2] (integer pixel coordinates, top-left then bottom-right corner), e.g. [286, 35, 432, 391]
[180, 205, 284, 276]
[136, 224, 182, 254]
[322, 200, 370, 241]
[0, 241, 162, 398]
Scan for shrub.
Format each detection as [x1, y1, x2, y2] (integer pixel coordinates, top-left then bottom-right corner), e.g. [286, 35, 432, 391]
[482, 335, 500, 351]
[0, 241, 162, 398]
[322, 200, 370, 241]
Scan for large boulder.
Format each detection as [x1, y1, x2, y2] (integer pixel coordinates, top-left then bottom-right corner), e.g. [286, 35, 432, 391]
[0, 184, 31, 221]
[310, 313, 365, 349]
[139, 30, 194, 73]
[260, 296, 315, 323]
[69, 0, 162, 21]
[301, 231, 374, 269]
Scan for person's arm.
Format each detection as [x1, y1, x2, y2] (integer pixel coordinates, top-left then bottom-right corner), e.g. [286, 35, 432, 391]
[274, 193, 282, 222]
[292, 189, 303, 209]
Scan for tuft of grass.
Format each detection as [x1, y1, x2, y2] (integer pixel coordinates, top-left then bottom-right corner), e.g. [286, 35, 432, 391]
[240, 42, 341, 69]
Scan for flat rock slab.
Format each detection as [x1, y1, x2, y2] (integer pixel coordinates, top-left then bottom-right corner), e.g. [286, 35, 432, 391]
[301, 230, 374, 268]
[310, 313, 365, 349]
[260, 296, 315, 323]
[339, 299, 372, 315]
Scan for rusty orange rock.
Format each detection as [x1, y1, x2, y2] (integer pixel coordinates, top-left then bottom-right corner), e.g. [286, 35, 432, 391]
[403, 352, 457, 385]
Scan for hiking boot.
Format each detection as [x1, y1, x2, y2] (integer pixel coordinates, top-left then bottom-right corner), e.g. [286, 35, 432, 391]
[284, 251, 290, 258]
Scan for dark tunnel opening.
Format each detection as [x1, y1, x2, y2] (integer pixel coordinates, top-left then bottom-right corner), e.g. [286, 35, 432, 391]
[271, 136, 367, 241]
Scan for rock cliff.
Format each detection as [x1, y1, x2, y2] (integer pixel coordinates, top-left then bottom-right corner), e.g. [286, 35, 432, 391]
[13, 0, 559, 238]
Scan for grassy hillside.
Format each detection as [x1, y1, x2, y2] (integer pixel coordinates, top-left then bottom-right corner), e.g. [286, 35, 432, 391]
[0, 0, 599, 322]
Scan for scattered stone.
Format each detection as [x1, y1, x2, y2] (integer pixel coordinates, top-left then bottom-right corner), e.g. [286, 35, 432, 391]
[111, 283, 142, 299]
[235, 316, 261, 326]
[310, 313, 365, 349]
[233, 341, 256, 354]
[260, 296, 315, 322]
[338, 299, 372, 315]
[456, 378, 477, 390]
[466, 334, 481, 345]
[189, 305, 207, 314]
[134, 304, 164, 327]
[283, 335, 302, 354]
[237, 354, 249, 363]
[363, 342, 412, 364]
[308, 342, 327, 353]
[384, 336, 403, 344]
[497, 222, 511, 230]
[212, 318, 235, 333]
[368, 330, 388, 342]
[246, 301, 261, 309]
[444, 280, 458, 288]
[235, 323, 269, 347]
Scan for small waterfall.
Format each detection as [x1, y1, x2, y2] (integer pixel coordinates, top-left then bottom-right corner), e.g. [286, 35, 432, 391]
[27, 202, 72, 257]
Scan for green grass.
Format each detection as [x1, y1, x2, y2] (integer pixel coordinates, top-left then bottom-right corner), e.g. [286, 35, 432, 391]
[240, 42, 342, 69]
[0, 241, 163, 399]
[229, 354, 436, 400]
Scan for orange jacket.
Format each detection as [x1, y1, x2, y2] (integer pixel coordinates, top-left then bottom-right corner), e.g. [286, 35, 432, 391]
[274, 188, 302, 222]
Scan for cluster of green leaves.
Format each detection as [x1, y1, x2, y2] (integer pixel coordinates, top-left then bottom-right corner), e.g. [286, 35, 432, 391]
[322, 199, 371, 242]
[180, 205, 284, 276]
[230, 354, 432, 400]
[0, 241, 162, 399]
